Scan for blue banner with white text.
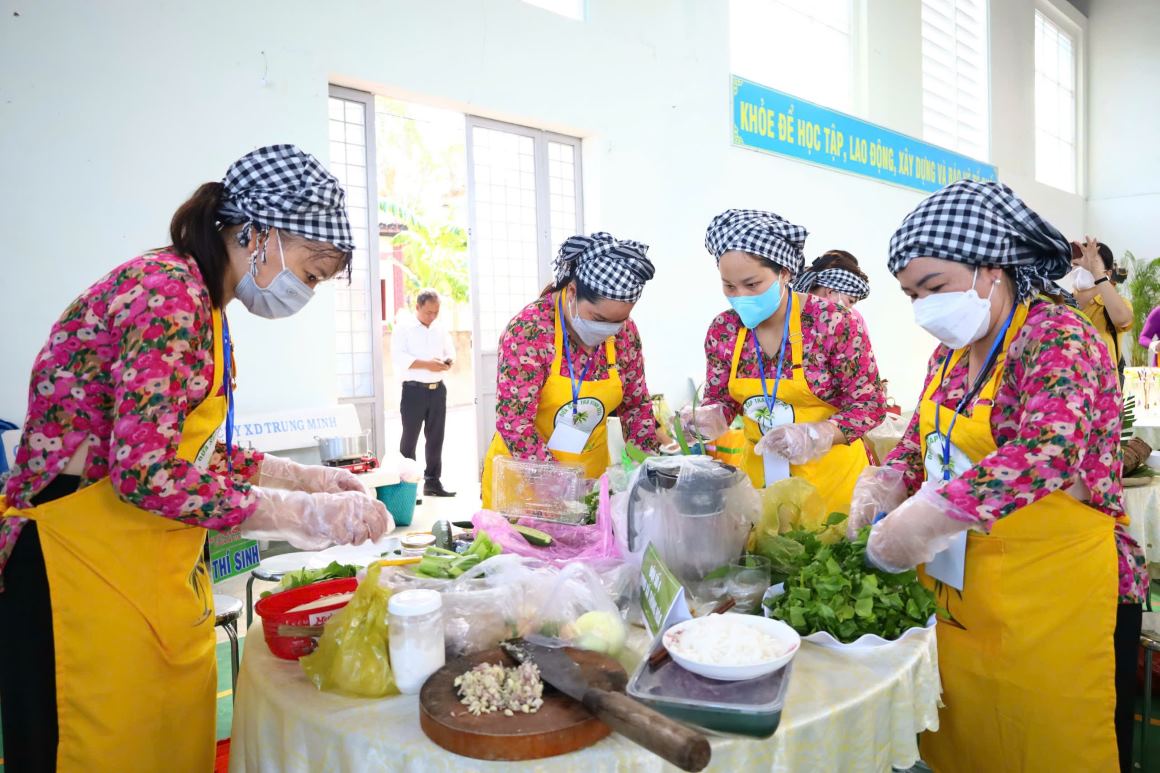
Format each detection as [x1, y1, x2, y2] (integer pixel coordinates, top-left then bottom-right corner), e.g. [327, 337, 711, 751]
[732, 76, 998, 193]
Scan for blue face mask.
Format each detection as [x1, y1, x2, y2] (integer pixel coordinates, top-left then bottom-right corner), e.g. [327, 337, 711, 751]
[728, 280, 783, 328]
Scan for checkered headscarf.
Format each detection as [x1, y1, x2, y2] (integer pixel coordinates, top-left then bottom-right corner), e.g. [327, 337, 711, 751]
[217, 144, 355, 252]
[704, 209, 808, 275]
[553, 232, 655, 303]
[888, 180, 1071, 302]
[793, 267, 870, 300]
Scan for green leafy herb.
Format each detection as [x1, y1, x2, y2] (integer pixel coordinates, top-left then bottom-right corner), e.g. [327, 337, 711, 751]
[260, 561, 359, 598]
[581, 488, 600, 525]
[414, 530, 502, 579]
[764, 525, 937, 643]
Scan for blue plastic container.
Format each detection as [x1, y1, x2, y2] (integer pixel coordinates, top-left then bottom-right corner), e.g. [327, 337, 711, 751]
[376, 481, 418, 527]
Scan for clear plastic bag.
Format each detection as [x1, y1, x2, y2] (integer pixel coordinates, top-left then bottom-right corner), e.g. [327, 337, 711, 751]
[472, 476, 621, 564]
[300, 563, 397, 698]
[528, 561, 627, 657]
[616, 456, 759, 587]
[378, 555, 534, 657]
[864, 411, 910, 466]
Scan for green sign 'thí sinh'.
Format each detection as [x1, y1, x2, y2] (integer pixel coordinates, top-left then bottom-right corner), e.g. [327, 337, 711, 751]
[208, 525, 261, 583]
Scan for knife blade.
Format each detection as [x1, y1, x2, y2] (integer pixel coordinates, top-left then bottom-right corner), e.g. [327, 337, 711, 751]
[501, 640, 711, 772]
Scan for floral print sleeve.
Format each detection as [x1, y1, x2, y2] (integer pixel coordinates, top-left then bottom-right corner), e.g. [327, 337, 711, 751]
[493, 295, 659, 459]
[701, 294, 887, 438]
[703, 313, 742, 424]
[495, 298, 555, 461]
[883, 407, 926, 496]
[2, 253, 258, 579]
[613, 319, 660, 453]
[207, 442, 265, 484]
[804, 295, 887, 440]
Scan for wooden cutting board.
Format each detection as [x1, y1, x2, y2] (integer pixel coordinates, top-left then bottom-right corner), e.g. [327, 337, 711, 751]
[419, 646, 627, 761]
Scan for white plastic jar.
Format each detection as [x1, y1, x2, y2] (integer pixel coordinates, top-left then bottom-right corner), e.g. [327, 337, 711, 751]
[388, 589, 445, 694]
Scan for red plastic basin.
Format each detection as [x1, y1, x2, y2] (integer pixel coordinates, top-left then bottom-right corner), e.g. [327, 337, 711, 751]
[254, 577, 358, 660]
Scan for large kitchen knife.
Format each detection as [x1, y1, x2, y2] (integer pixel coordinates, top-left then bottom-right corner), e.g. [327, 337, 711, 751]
[501, 640, 711, 772]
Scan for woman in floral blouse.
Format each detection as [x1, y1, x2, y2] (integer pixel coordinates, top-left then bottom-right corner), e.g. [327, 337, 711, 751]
[0, 145, 389, 772]
[481, 232, 661, 508]
[684, 209, 886, 515]
[853, 180, 1143, 773]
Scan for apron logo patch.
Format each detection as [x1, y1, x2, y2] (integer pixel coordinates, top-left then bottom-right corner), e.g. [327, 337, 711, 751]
[742, 396, 794, 433]
[553, 396, 606, 433]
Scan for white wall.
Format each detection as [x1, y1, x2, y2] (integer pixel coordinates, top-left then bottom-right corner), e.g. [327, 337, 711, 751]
[1086, 0, 1160, 264]
[0, 0, 1092, 426]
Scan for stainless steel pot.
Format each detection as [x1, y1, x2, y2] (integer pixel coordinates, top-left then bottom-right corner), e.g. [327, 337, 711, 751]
[316, 432, 370, 463]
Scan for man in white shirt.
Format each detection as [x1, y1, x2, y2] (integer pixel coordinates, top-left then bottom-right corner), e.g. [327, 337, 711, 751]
[392, 289, 456, 497]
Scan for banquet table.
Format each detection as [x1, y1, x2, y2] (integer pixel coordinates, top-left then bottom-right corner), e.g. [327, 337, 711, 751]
[230, 622, 941, 772]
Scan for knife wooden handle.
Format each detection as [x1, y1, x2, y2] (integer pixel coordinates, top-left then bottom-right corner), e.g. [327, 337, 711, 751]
[583, 688, 711, 772]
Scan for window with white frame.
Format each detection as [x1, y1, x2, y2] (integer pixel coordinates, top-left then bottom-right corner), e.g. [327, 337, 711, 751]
[1034, 9, 1078, 193]
[921, 0, 990, 161]
[522, 0, 584, 21]
[729, 0, 853, 113]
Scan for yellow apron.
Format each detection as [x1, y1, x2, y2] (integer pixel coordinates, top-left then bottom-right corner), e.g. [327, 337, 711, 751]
[1, 309, 228, 772]
[917, 302, 1118, 772]
[727, 292, 868, 514]
[481, 290, 624, 508]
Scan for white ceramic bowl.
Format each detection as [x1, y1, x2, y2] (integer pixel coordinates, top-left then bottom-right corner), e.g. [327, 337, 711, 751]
[662, 614, 801, 682]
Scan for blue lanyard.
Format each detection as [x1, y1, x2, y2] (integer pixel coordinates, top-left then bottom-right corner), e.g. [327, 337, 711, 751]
[221, 312, 235, 473]
[933, 303, 1018, 481]
[752, 293, 794, 414]
[558, 292, 597, 418]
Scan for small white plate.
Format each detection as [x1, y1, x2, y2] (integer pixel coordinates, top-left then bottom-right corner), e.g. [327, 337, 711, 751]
[662, 615, 800, 682]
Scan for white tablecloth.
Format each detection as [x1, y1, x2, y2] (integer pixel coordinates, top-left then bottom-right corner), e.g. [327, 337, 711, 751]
[230, 623, 941, 773]
[1125, 480, 1160, 570]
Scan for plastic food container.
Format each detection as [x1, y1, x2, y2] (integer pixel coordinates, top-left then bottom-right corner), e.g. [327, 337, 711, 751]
[254, 577, 358, 660]
[627, 633, 792, 738]
[491, 456, 587, 524]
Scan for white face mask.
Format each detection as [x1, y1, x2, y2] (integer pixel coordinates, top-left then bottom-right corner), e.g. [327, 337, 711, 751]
[1057, 265, 1097, 294]
[569, 295, 623, 348]
[235, 230, 315, 319]
[912, 268, 996, 350]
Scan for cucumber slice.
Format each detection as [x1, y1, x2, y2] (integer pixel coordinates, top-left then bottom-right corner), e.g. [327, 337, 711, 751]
[513, 524, 553, 547]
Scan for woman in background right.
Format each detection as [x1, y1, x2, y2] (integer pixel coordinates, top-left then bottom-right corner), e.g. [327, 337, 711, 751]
[1071, 236, 1133, 376]
[792, 249, 870, 309]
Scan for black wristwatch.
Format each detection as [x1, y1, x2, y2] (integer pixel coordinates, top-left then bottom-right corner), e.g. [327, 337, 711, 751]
[1094, 277, 1110, 286]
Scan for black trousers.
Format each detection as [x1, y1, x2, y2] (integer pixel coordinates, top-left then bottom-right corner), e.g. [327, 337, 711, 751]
[0, 474, 80, 772]
[1116, 601, 1143, 773]
[399, 381, 447, 483]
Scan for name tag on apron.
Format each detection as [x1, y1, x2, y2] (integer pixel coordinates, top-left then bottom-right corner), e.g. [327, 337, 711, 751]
[924, 432, 970, 591]
[548, 411, 592, 454]
[761, 409, 794, 488]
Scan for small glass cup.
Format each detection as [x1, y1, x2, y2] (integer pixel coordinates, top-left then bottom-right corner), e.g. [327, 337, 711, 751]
[728, 555, 772, 613]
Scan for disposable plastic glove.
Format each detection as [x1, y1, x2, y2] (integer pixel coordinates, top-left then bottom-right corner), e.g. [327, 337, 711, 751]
[678, 404, 731, 441]
[257, 454, 367, 494]
[241, 488, 392, 550]
[847, 466, 909, 538]
[865, 483, 974, 573]
[754, 421, 835, 465]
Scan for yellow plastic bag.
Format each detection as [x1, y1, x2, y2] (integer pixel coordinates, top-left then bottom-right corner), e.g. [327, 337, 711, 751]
[749, 477, 842, 547]
[300, 563, 398, 698]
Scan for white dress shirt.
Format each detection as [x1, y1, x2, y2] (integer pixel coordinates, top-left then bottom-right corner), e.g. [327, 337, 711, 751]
[392, 314, 455, 384]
